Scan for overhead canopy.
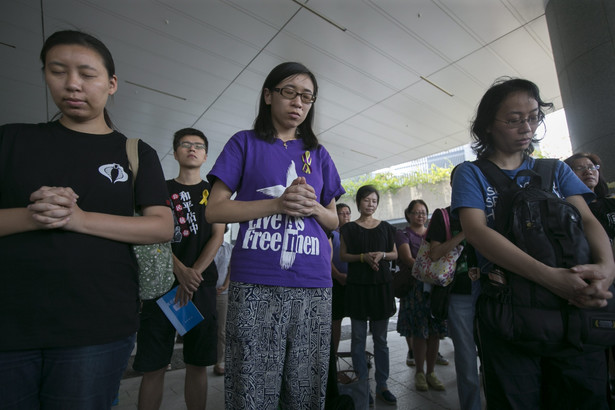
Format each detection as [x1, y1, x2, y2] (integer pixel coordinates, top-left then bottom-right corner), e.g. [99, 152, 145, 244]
[0, 0, 556, 179]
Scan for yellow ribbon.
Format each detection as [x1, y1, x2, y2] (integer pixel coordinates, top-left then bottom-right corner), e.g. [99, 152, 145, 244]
[199, 189, 209, 205]
[302, 151, 312, 174]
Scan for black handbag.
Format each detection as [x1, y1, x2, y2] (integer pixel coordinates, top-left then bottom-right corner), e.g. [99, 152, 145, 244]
[392, 266, 415, 298]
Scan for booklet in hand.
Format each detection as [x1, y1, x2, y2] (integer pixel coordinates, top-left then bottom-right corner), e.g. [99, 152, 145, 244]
[156, 286, 204, 336]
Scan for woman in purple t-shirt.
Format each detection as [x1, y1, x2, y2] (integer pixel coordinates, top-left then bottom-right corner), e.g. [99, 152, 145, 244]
[206, 62, 344, 409]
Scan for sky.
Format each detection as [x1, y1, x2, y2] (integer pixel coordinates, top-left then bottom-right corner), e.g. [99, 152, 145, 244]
[538, 109, 572, 160]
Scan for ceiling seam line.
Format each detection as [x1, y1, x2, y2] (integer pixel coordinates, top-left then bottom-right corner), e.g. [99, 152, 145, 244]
[159, 6, 304, 162]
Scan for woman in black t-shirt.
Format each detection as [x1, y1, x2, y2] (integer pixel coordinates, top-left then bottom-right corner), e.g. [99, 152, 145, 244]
[0, 30, 173, 408]
[340, 185, 398, 405]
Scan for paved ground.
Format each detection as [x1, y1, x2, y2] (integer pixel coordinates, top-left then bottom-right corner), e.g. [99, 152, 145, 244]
[116, 315, 484, 409]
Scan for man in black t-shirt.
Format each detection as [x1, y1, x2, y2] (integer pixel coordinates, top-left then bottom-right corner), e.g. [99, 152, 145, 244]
[134, 128, 224, 410]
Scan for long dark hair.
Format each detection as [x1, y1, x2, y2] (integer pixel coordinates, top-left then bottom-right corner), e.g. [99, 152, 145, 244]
[471, 77, 553, 159]
[40, 30, 116, 129]
[253, 62, 319, 150]
[564, 152, 609, 198]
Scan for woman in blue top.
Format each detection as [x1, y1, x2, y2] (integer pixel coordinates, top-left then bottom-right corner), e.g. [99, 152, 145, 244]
[451, 78, 614, 409]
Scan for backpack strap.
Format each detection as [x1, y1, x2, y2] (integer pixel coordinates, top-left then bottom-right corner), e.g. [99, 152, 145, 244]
[473, 158, 515, 193]
[532, 158, 558, 192]
[126, 138, 140, 188]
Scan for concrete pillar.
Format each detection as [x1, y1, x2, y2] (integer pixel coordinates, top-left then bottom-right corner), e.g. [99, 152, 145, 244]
[545, 0, 615, 183]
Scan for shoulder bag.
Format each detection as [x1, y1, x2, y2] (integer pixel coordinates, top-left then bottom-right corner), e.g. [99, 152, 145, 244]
[126, 138, 175, 300]
[411, 208, 463, 287]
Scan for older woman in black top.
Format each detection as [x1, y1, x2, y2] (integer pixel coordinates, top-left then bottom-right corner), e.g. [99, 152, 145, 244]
[340, 185, 398, 405]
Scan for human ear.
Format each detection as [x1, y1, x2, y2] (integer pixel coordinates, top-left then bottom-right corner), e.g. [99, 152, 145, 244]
[108, 74, 118, 96]
[263, 88, 272, 105]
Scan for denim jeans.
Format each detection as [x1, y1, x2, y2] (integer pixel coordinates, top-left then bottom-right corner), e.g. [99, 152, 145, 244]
[351, 318, 390, 392]
[447, 281, 481, 410]
[0, 334, 135, 410]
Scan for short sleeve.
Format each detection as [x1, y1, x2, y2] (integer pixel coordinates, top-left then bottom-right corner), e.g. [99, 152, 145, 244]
[207, 131, 246, 193]
[451, 161, 488, 217]
[134, 140, 169, 208]
[395, 228, 409, 249]
[317, 145, 345, 206]
[554, 160, 594, 203]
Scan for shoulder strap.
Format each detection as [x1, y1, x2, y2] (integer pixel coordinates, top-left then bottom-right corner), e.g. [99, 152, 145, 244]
[473, 158, 514, 193]
[532, 158, 558, 192]
[126, 138, 140, 188]
[440, 208, 452, 241]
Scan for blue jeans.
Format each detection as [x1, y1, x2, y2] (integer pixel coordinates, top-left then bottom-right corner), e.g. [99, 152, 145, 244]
[351, 318, 390, 392]
[0, 334, 135, 410]
[447, 282, 481, 410]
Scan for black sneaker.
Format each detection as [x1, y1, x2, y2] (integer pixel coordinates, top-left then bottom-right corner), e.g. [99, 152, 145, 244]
[406, 350, 415, 366]
[377, 389, 397, 405]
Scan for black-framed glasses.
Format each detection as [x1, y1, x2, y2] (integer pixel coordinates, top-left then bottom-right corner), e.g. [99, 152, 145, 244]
[179, 141, 207, 150]
[273, 87, 316, 104]
[495, 113, 544, 128]
[573, 164, 600, 173]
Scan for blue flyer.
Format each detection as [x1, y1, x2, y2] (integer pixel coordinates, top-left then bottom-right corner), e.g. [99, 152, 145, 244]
[156, 287, 204, 336]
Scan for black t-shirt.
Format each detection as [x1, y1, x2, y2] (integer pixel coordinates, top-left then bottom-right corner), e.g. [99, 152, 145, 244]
[589, 197, 615, 242]
[0, 121, 169, 350]
[426, 207, 477, 295]
[340, 221, 396, 285]
[167, 179, 218, 286]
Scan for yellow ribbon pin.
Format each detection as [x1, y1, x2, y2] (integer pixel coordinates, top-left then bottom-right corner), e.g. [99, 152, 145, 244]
[302, 151, 312, 174]
[200, 189, 209, 205]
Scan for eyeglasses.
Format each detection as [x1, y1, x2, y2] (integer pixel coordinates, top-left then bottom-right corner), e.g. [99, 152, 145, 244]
[573, 164, 600, 173]
[179, 141, 207, 150]
[495, 114, 544, 128]
[273, 87, 316, 104]
[410, 211, 427, 216]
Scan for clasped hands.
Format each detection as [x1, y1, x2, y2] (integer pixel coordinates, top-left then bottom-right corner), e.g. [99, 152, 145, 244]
[278, 177, 318, 217]
[27, 186, 81, 230]
[550, 264, 615, 309]
[363, 252, 384, 271]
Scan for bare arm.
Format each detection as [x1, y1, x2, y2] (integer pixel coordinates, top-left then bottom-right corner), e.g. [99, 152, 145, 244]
[340, 235, 361, 263]
[460, 205, 609, 308]
[174, 222, 225, 305]
[429, 232, 465, 261]
[192, 223, 225, 275]
[4, 186, 173, 243]
[397, 242, 415, 268]
[65, 204, 173, 244]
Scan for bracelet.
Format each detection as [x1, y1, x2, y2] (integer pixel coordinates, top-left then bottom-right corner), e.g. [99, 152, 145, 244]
[382, 252, 386, 261]
[360, 253, 364, 263]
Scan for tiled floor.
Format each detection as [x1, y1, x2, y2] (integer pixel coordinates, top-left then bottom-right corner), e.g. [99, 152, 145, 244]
[117, 321, 482, 410]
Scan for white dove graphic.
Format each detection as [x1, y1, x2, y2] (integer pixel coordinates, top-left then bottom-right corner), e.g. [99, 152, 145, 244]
[256, 161, 301, 270]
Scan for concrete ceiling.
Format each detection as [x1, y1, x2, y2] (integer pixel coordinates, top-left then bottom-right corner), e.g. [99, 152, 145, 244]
[0, 0, 556, 180]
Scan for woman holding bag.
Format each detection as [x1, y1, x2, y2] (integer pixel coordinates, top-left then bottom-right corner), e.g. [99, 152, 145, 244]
[396, 200, 447, 391]
[426, 199, 481, 410]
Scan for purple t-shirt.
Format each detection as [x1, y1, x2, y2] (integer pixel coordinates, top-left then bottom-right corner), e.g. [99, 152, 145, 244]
[207, 130, 345, 288]
[395, 226, 424, 272]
